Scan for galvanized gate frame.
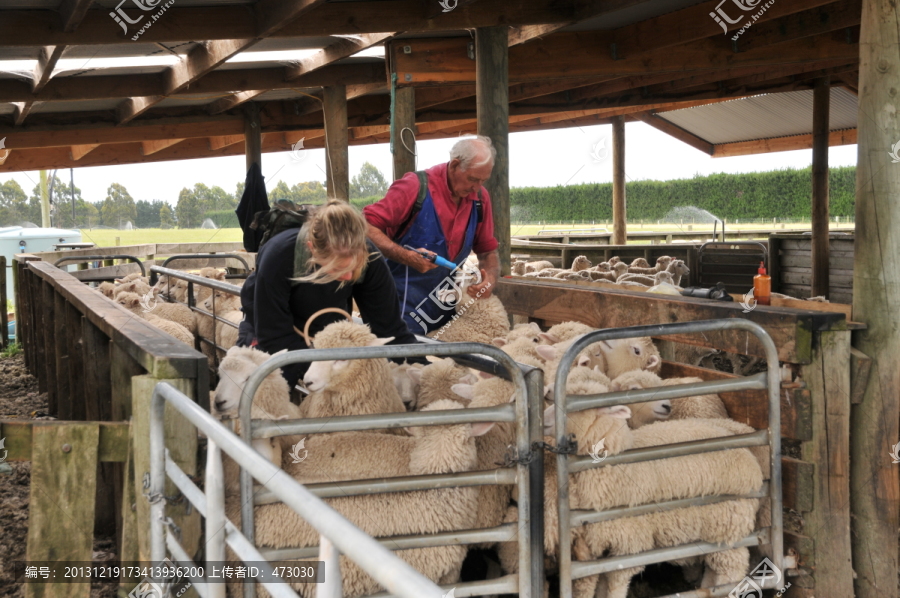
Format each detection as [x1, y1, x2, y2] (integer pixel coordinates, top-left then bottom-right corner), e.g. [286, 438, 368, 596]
[553, 319, 784, 598]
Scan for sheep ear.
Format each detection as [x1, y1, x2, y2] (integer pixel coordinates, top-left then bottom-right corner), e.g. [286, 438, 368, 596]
[604, 405, 632, 419]
[491, 337, 507, 347]
[459, 372, 479, 385]
[469, 422, 496, 437]
[507, 392, 517, 403]
[450, 383, 475, 401]
[369, 336, 395, 347]
[535, 345, 557, 361]
[407, 367, 423, 384]
[332, 359, 349, 372]
[539, 333, 558, 344]
[645, 355, 660, 370]
[478, 371, 494, 380]
[577, 354, 591, 367]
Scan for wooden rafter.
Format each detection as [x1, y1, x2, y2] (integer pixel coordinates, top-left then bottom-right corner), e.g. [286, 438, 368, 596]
[207, 135, 244, 151]
[141, 138, 185, 156]
[713, 129, 857, 157]
[15, 42, 67, 126]
[116, 0, 332, 124]
[70, 144, 99, 160]
[633, 112, 715, 155]
[733, 0, 862, 53]
[207, 33, 394, 115]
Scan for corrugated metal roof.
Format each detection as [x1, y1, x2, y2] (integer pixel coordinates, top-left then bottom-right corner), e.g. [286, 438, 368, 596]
[657, 88, 858, 144]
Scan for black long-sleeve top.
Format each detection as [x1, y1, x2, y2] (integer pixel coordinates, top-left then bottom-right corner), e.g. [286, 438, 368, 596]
[238, 228, 420, 388]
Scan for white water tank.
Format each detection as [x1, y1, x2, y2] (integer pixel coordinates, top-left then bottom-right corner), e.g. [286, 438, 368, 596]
[0, 226, 82, 274]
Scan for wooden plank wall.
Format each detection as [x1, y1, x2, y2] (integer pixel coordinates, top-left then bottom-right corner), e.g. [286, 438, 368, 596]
[770, 233, 854, 302]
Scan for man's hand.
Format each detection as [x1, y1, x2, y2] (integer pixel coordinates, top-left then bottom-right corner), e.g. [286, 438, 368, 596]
[467, 268, 494, 298]
[408, 248, 439, 274]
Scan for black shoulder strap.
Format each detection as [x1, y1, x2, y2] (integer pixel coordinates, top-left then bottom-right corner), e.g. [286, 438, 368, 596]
[475, 189, 483, 224]
[393, 171, 429, 242]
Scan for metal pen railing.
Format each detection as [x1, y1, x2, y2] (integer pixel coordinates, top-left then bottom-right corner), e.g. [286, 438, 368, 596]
[150, 381, 447, 598]
[552, 319, 783, 598]
[235, 342, 544, 598]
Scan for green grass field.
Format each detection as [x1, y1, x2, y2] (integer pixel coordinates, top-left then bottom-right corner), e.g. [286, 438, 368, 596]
[76, 221, 855, 247]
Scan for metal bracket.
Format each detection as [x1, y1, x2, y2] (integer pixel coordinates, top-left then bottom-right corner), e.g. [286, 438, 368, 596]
[467, 41, 475, 60]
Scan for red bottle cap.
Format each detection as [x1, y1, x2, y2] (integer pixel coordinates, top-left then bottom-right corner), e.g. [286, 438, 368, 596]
[758, 261, 767, 275]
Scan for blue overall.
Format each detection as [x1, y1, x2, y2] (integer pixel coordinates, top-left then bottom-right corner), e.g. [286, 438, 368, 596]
[390, 190, 478, 334]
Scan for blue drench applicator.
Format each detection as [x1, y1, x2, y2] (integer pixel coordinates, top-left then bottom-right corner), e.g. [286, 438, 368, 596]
[404, 245, 459, 271]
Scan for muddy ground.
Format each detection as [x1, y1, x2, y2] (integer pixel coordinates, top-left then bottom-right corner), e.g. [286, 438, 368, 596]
[0, 353, 118, 598]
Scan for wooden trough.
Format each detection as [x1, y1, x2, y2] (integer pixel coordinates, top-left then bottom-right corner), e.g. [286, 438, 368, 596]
[494, 277, 864, 598]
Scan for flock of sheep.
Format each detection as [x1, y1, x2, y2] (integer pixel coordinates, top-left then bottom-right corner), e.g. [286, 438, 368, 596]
[90, 264, 766, 598]
[512, 255, 690, 293]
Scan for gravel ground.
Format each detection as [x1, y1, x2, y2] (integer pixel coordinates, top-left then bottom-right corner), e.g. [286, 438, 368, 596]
[0, 353, 118, 598]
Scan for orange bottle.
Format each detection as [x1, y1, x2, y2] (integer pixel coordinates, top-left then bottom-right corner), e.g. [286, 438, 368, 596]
[753, 261, 771, 306]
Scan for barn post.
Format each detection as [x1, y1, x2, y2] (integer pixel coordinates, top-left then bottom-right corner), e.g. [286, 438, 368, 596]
[323, 85, 350, 201]
[612, 116, 627, 245]
[811, 76, 830, 298]
[476, 26, 511, 276]
[243, 102, 262, 173]
[851, 0, 900, 593]
[392, 87, 417, 180]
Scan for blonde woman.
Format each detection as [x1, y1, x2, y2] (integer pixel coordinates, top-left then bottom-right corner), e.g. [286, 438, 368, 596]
[238, 199, 420, 388]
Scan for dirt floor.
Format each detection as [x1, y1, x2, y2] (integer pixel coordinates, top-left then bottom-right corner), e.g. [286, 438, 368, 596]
[0, 353, 118, 598]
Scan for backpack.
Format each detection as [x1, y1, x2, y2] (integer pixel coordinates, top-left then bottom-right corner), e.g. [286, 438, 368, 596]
[393, 171, 483, 241]
[250, 199, 312, 250]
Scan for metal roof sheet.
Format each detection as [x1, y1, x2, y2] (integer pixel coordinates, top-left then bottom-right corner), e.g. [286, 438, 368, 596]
[657, 88, 858, 144]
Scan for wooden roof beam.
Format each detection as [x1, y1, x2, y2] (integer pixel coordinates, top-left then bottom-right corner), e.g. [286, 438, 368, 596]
[57, 0, 94, 32]
[14, 45, 67, 126]
[633, 112, 715, 155]
[207, 135, 244, 151]
[713, 128, 857, 157]
[0, 0, 567, 46]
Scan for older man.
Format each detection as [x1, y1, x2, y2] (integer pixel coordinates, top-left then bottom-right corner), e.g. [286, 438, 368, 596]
[364, 136, 500, 334]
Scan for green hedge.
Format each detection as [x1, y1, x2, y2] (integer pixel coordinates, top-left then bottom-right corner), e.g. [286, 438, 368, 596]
[508, 166, 856, 222]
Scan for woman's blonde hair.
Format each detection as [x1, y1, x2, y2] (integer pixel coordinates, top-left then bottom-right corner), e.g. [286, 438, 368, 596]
[295, 199, 372, 286]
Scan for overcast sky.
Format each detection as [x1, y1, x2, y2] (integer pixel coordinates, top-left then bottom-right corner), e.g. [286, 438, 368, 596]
[1, 121, 859, 205]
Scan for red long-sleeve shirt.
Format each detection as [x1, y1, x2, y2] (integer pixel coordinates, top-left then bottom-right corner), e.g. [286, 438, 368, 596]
[363, 162, 499, 259]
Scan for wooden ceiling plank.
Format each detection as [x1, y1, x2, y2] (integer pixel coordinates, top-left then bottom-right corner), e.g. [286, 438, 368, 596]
[633, 112, 715, 155]
[347, 82, 388, 99]
[713, 129, 857, 157]
[69, 144, 100, 160]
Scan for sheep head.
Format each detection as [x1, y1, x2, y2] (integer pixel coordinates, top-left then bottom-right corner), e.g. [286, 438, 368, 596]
[199, 267, 226, 281]
[543, 403, 634, 455]
[98, 282, 117, 298]
[115, 292, 144, 314]
[302, 321, 394, 392]
[407, 399, 491, 475]
[609, 369, 672, 428]
[596, 337, 661, 379]
[571, 255, 592, 272]
[612, 262, 629, 280]
[653, 271, 675, 285]
[214, 346, 289, 415]
[203, 288, 239, 312]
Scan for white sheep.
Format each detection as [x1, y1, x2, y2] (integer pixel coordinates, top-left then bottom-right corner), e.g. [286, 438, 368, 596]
[113, 279, 152, 299]
[536, 268, 565, 277]
[588, 262, 629, 282]
[512, 260, 527, 275]
[425, 267, 509, 344]
[116, 291, 197, 334]
[610, 369, 729, 420]
[301, 321, 406, 425]
[629, 257, 651, 268]
[570, 255, 592, 271]
[666, 258, 690, 286]
[227, 399, 491, 598]
[540, 321, 595, 345]
[97, 281, 118, 298]
[525, 260, 555, 273]
[595, 336, 662, 379]
[569, 366, 670, 428]
[213, 346, 303, 421]
[616, 270, 675, 287]
[588, 262, 611, 272]
[608, 256, 622, 265]
[502, 321, 542, 344]
[388, 362, 425, 406]
[409, 358, 478, 409]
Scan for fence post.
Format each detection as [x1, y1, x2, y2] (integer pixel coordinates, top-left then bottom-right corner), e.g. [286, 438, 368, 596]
[24, 423, 100, 598]
[0, 256, 6, 349]
[131, 375, 200, 563]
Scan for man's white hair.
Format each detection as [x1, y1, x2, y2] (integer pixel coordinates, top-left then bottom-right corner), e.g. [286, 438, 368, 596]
[450, 135, 496, 170]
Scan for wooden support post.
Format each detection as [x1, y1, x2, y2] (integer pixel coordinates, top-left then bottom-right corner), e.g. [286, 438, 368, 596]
[852, 0, 900, 592]
[796, 329, 854, 597]
[31, 272, 47, 393]
[392, 86, 417, 181]
[612, 116, 627, 245]
[323, 85, 349, 201]
[243, 102, 262, 174]
[25, 423, 99, 598]
[0, 256, 6, 350]
[476, 26, 511, 276]
[41, 280, 57, 416]
[119, 427, 141, 590]
[131, 376, 200, 564]
[811, 77, 830, 298]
